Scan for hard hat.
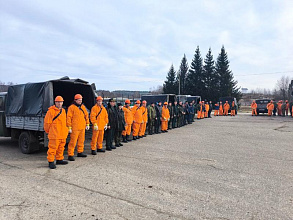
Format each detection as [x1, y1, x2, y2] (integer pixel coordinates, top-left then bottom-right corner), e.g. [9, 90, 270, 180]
[96, 96, 103, 101]
[74, 94, 83, 100]
[164, 102, 168, 105]
[125, 99, 131, 104]
[55, 96, 64, 102]
[142, 100, 147, 104]
[136, 100, 141, 104]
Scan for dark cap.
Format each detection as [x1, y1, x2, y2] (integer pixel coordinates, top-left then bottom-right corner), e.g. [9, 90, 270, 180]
[109, 98, 115, 103]
[117, 103, 122, 106]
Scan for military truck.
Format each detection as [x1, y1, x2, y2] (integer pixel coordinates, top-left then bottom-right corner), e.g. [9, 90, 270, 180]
[0, 77, 96, 154]
[186, 96, 201, 104]
[140, 94, 177, 105]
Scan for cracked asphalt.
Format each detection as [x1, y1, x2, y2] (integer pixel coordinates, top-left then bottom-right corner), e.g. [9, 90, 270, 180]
[0, 114, 293, 220]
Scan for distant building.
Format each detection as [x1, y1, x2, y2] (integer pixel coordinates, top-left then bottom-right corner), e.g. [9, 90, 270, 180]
[241, 88, 249, 94]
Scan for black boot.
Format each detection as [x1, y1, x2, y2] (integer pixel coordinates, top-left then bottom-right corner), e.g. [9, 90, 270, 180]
[91, 150, 97, 155]
[122, 136, 128, 143]
[119, 143, 123, 146]
[56, 160, 68, 165]
[97, 149, 105, 153]
[48, 162, 56, 169]
[126, 135, 132, 142]
[106, 146, 112, 151]
[68, 156, 75, 161]
[133, 136, 137, 141]
[115, 144, 120, 147]
[111, 145, 116, 149]
[77, 152, 87, 157]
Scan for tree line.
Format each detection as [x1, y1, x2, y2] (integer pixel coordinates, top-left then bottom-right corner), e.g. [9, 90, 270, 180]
[163, 46, 242, 103]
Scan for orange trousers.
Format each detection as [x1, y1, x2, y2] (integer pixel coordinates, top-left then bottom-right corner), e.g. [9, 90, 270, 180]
[204, 111, 208, 118]
[139, 122, 147, 136]
[161, 121, 168, 131]
[47, 139, 66, 162]
[219, 109, 223, 116]
[252, 109, 257, 116]
[214, 110, 219, 116]
[268, 110, 273, 116]
[91, 129, 104, 150]
[132, 122, 141, 136]
[122, 123, 132, 136]
[224, 109, 229, 116]
[68, 129, 85, 156]
[197, 111, 201, 119]
[231, 110, 235, 116]
[201, 111, 205, 119]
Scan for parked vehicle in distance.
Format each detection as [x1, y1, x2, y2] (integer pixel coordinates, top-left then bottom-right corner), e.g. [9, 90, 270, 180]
[255, 99, 270, 114]
[140, 94, 177, 105]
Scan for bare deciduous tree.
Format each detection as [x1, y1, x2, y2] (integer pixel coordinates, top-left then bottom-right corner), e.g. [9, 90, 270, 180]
[274, 75, 291, 100]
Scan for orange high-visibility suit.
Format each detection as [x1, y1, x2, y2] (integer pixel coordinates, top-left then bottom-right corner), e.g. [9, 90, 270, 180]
[122, 105, 133, 136]
[205, 104, 209, 118]
[214, 103, 219, 116]
[267, 102, 274, 116]
[223, 103, 230, 116]
[219, 104, 223, 116]
[197, 105, 202, 119]
[251, 102, 257, 116]
[44, 106, 68, 162]
[67, 104, 89, 156]
[277, 102, 282, 116]
[132, 106, 143, 137]
[90, 105, 108, 150]
[139, 106, 148, 136]
[230, 103, 236, 116]
[161, 107, 170, 131]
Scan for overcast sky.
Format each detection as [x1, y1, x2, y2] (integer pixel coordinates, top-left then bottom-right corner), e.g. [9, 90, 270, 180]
[0, 0, 293, 91]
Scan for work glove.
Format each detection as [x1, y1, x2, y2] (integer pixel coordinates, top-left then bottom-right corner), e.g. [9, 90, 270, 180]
[104, 125, 108, 130]
[142, 120, 144, 123]
[164, 117, 166, 121]
[94, 124, 98, 130]
[68, 127, 72, 133]
[168, 119, 170, 121]
[86, 124, 90, 130]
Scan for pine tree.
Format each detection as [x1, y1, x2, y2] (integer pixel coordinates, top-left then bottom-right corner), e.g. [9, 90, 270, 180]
[216, 46, 241, 100]
[203, 48, 218, 102]
[185, 46, 204, 97]
[177, 54, 189, 95]
[163, 64, 177, 94]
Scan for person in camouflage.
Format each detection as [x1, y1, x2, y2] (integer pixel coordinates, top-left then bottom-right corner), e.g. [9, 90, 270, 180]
[172, 101, 179, 128]
[147, 102, 156, 135]
[168, 102, 174, 130]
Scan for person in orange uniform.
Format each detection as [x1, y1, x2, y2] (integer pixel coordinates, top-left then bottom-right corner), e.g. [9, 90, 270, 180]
[230, 101, 236, 116]
[267, 100, 274, 116]
[205, 102, 210, 118]
[201, 101, 205, 119]
[67, 94, 90, 161]
[219, 101, 223, 116]
[90, 96, 108, 155]
[285, 100, 289, 116]
[138, 100, 148, 138]
[44, 96, 69, 169]
[196, 101, 202, 119]
[214, 102, 219, 116]
[132, 100, 143, 140]
[223, 101, 230, 116]
[161, 102, 170, 132]
[122, 99, 133, 143]
[277, 100, 282, 116]
[251, 100, 257, 116]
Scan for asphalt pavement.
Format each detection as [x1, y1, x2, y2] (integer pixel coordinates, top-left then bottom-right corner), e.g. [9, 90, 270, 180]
[0, 113, 292, 220]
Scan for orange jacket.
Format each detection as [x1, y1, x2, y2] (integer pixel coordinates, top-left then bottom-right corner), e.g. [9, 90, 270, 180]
[205, 104, 209, 112]
[90, 105, 108, 130]
[219, 104, 223, 111]
[277, 103, 282, 110]
[161, 106, 170, 121]
[44, 106, 68, 139]
[67, 104, 90, 130]
[224, 103, 230, 110]
[141, 106, 148, 123]
[132, 105, 143, 123]
[267, 103, 274, 111]
[251, 103, 257, 109]
[123, 106, 133, 124]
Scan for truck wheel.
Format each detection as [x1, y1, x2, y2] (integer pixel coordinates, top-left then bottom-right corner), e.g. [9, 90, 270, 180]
[19, 131, 39, 154]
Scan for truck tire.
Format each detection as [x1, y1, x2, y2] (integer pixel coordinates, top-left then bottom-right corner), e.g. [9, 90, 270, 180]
[19, 131, 39, 154]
